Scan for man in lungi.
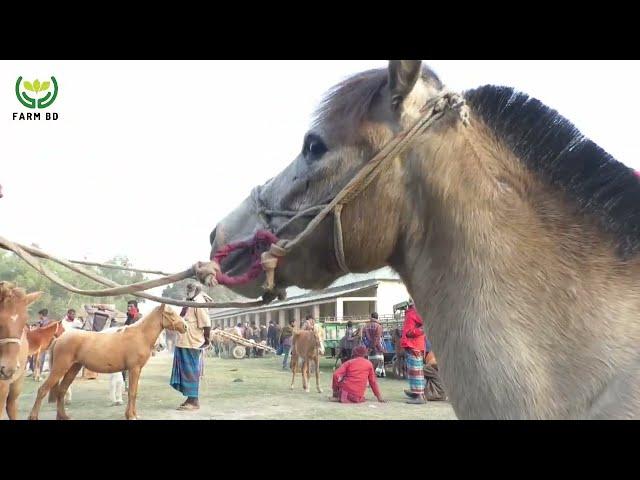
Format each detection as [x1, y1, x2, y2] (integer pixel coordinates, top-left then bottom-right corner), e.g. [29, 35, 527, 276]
[170, 283, 211, 411]
[330, 345, 385, 403]
[363, 312, 385, 377]
[400, 299, 427, 404]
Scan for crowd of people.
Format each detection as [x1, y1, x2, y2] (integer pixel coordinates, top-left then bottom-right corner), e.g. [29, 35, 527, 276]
[329, 300, 447, 405]
[25, 287, 446, 413]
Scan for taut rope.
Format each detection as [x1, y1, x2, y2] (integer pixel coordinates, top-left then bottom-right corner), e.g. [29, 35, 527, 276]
[0, 91, 469, 308]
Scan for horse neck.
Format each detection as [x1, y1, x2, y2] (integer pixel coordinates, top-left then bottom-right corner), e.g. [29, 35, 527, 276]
[388, 120, 638, 418]
[133, 310, 165, 346]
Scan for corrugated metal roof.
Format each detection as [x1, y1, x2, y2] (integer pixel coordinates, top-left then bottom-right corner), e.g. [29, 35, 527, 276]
[210, 279, 380, 319]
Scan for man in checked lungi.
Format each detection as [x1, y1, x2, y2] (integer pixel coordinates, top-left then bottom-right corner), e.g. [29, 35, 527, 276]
[170, 283, 211, 411]
[400, 299, 427, 404]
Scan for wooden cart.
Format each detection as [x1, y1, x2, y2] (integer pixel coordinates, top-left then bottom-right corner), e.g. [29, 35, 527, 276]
[211, 329, 276, 359]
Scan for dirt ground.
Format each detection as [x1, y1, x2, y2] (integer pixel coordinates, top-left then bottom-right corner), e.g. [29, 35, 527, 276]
[16, 352, 457, 420]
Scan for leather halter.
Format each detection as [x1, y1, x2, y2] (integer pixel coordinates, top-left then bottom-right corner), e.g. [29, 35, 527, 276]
[247, 91, 470, 282]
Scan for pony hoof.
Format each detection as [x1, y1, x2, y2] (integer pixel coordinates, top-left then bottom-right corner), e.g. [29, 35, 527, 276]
[56, 414, 70, 420]
[27, 414, 38, 421]
[290, 385, 294, 390]
[317, 389, 323, 394]
[305, 389, 310, 393]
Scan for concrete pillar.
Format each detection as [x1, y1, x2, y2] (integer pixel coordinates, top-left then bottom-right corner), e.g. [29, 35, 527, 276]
[278, 310, 286, 327]
[294, 308, 301, 329]
[266, 311, 272, 325]
[253, 313, 260, 328]
[312, 304, 320, 320]
[336, 299, 343, 320]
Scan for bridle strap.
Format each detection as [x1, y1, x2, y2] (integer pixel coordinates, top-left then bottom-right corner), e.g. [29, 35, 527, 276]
[256, 90, 470, 282]
[0, 337, 22, 346]
[333, 205, 349, 273]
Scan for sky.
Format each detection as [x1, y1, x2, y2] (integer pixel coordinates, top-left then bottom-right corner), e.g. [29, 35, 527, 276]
[2, 60, 640, 311]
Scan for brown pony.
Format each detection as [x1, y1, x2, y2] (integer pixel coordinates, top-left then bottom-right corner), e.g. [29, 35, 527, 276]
[27, 321, 64, 381]
[290, 330, 323, 393]
[209, 61, 640, 419]
[0, 282, 42, 419]
[28, 304, 187, 420]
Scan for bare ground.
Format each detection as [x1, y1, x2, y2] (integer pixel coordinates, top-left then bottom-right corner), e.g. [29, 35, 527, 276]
[16, 353, 457, 420]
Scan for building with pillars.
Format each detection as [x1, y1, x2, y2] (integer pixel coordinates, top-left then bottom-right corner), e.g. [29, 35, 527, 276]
[209, 267, 410, 329]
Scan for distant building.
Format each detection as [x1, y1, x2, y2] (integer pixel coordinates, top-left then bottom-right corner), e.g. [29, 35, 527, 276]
[209, 267, 410, 329]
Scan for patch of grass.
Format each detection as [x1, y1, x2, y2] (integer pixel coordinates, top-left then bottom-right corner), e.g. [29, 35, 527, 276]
[17, 353, 457, 420]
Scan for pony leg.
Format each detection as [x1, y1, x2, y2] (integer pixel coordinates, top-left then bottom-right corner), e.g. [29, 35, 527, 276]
[125, 367, 141, 420]
[290, 355, 298, 390]
[28, 369, 67, 420]
[55, 364, 82, 420]
[303, 360, 310, 393]
[34, 352, 41, 382]
[315, 354, 323, 393]
[6, 375, 25, 420]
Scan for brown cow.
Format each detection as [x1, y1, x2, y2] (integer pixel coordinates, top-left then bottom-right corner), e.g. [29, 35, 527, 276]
[290, 330, 323, 393]
[27, 321, 64, 382]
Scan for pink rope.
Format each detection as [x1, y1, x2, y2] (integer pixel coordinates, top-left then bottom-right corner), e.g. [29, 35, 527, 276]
[211, 230, 280, 287]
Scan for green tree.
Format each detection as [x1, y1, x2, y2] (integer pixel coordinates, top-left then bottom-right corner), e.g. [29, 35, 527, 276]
[0, 251, 147, 323]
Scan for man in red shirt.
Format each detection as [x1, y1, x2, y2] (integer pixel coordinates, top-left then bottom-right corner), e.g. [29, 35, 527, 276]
[330, 345, 386, 404]
[400, 299, 427, 404]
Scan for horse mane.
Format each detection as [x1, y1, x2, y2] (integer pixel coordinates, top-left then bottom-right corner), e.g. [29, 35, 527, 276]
[465, 85, 640, 258]
[313, 66, 443, 140]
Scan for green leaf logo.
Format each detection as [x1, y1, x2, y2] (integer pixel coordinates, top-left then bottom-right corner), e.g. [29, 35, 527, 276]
[40, 81, 50, 92]
[24, 81, 34, 92]
[33, 79, 41, 92]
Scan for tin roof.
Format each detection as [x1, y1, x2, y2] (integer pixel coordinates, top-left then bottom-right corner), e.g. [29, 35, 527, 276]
[210, 279, 379, 319]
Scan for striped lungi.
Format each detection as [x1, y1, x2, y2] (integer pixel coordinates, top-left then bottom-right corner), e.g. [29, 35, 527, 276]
[405, 349, 425, 395]
[170, 347, 202, 398]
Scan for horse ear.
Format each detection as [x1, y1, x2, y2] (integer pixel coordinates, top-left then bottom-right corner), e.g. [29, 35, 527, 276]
[388, 60, 422, 110]
[159, 303, 166, 312]
[23, 291, 43, 306]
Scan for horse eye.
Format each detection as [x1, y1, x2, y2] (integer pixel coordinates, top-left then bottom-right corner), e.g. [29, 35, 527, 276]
[303, 135, 327, 160]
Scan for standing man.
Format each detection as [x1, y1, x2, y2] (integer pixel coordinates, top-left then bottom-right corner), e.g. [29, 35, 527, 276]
[125, 300, 140, 325]
[170, 283, 211, 411]
[243, 322, 254, 358]
[267, 321, 277, 349]
[37, 309, 50, 327]
[274, 322, 282, 355]
[400, 299, 427, 404]
[279, 319, 295, 369]
[362, 312, 385, 376]
[60, 308, 83, 331]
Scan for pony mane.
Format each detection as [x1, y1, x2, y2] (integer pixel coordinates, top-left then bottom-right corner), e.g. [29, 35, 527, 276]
[465, 85, 640, 258]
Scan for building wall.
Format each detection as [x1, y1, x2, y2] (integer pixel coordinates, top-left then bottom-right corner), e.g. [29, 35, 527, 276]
[319, 302, 335, 318]
[343, 300, 375, 317]
[376, 280, 410, 316]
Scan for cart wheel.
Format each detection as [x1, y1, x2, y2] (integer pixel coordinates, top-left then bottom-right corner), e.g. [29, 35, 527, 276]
[232, 345, 246, 359]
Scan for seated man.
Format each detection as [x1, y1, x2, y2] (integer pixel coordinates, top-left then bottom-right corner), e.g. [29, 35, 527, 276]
[423, 344, 447, 401]
[330, 345, 385, 404]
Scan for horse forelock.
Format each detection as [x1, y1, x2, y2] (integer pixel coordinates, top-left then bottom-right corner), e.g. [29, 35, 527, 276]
[312, 65, 443, 143]
[465, 85, 640, 259]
